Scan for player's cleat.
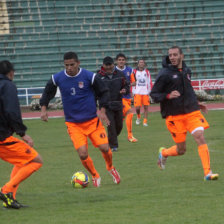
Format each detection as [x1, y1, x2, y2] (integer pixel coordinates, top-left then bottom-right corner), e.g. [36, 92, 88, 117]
[143, 123, 148, 127]
[92, 176, 101, 187]
[109, 168, 121, 184]
[3, 200, 29, 209]
[157, 147, 167, 170]
[128, 136, 138, 143]
[136, 118, 141, 125]
[204, 172, 219, 181]
[0, 191, 20, 209]
[111, 147, 118, 152]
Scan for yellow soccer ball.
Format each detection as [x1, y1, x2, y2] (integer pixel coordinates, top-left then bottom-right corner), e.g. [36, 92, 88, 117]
[71, 171, 89, 188]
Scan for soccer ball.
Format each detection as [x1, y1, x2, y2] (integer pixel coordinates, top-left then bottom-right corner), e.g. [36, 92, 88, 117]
[71, 171, 89, 188]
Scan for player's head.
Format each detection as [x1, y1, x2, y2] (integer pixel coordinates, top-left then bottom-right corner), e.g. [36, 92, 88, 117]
[63, 52, 80, 76]
[168, 46, 183, 68]
[137, 59, 146, 71]
[115, 53, 126, 69]
[103, 56, 114, 73]
[0, 60, 15, 80]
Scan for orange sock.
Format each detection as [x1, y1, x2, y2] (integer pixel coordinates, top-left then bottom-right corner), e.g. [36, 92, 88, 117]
[198, 144, 211, 176]
[101, 149, 114, 171]
[10, 166, 21, 199]
[2, 162, 42, 194]
[81, 156, 100, 178]
[162, 145, 179, 157]
[143, 118, 147, 124]
[126, 113, 133, 138]
[137, 113, 141, 119]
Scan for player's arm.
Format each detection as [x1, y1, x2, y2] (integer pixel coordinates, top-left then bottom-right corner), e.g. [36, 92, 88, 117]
[120, 73, 130, 95]
[92, 74, 110, 126]
[2, 82, 27, 136]
[150, 74, 172, 103]
[130, 72, 136, 86]
[40, 77, 57, 122]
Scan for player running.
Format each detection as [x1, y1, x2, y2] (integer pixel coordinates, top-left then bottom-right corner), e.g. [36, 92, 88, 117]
[40, 52, 120, 187]
[115, 53, 138, 143]
[150, 46, 218, 181]
[0, 60, 43, 209]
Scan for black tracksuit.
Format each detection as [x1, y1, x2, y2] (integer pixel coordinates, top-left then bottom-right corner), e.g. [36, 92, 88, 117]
[150, 56, 199, 118]
[0, 74, 27, 141]
[96, 67, 129, 149]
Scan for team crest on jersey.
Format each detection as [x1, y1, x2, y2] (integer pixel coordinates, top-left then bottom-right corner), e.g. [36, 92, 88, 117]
[78, 82, 84, 88]
[173, 74, 178, 79]
[127, 72, 130, 76]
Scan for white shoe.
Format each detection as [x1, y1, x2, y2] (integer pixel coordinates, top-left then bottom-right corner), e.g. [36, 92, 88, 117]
[92, 177, 101, 187]
[109, 168, 121, 184]
[157, 147, 167, 170]
[136, 118, 140, 125]
[143, 123, 148, 127]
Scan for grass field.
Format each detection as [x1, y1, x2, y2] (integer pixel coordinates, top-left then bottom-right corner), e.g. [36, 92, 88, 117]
[0, 110, 224, 224]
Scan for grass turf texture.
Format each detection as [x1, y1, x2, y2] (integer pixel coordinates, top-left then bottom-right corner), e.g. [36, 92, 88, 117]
[0, 110, 223, 223]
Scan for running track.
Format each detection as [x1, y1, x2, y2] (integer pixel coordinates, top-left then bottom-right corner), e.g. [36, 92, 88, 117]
[22, 102, 224, 120]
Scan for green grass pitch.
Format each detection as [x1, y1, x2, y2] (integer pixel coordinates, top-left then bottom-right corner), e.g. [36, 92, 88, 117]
[0, 110, 224, 224]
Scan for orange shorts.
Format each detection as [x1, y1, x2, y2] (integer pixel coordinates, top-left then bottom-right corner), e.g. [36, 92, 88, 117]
[166, 110, 209, 143]
[66, 117, 108, 150]
[134, 94, 150, 107]
[122, 98, 132, 116]
[0, 136, 38, 166]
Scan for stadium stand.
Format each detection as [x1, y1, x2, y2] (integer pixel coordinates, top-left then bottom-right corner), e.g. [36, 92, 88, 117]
[0, 0, 223, 89]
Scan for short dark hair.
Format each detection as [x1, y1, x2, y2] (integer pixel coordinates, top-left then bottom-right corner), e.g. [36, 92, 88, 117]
[169, 46, 183, 54]
[63, 52, 79, 61]
[0, 60, 14, 75]
[115, 53, 126, 60]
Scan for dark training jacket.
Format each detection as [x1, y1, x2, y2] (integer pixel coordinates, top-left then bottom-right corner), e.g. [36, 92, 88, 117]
[150, 56, 199, 118]
[0, 74, 27, 141]
[96, 67, 130, 111]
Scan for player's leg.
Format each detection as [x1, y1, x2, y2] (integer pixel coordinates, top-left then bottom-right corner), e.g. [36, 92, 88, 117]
[66, 121, 100, 186]
[188, 111, 218, 180]
[114, 108, 123, 137]
[0, 136, 42, 208]
[77, 145, 101, 187]
[192, 129, 218, 180]
[143, 105, 149, 126]
[143, 95, 150, 126]
[106, 109, 118, 151]
[89, 122, 121, 184]
[134, 94, 141, 124]
[158, 142, 185, 170]
[123, 99, 137, 142]
[158, 118, 187, 169]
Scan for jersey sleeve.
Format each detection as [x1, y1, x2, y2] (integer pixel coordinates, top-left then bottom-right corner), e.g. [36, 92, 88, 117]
[39, 76, 57, 107]
[2, 82, 27, 137]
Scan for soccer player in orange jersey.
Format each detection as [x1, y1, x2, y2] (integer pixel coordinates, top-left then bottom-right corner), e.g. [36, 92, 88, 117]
[40, 52, 121, 187]
[150, 46, 218, 181]
[115, 53, 138, 143]
[0, 60, 43, 209]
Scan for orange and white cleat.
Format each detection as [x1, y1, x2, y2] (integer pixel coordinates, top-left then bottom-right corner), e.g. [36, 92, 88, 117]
[128, 136, 138, 143]
[109, 168, 121, 184]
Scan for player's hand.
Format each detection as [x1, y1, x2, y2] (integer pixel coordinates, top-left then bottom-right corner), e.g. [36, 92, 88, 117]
[41, 106, 48, 122]
[98, 108, 110, 126]
[198, 102, 208, 114]
[22, 134, 34, 147]
[168, 90, 181, 99]
[120, 89, 126, 94]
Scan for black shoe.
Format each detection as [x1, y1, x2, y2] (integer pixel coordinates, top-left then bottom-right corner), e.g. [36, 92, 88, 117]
[0, 191, 21, 209]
